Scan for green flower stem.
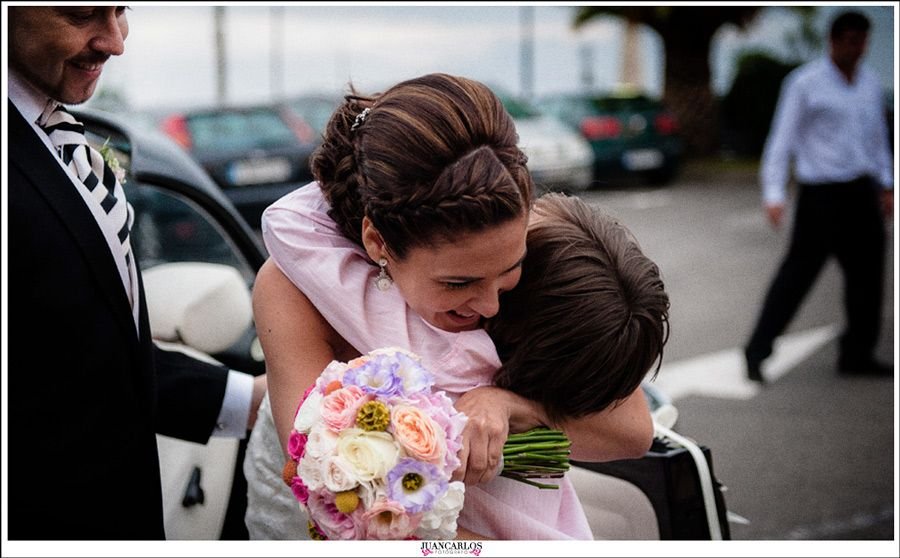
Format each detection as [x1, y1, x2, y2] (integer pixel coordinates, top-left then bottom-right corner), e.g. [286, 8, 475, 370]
[506, 433, 569, 443]
[501, 427, 572, 490]
[503, 442, 570, 454]
[504, 450, 570, 459]
[507, 467, 569, 474]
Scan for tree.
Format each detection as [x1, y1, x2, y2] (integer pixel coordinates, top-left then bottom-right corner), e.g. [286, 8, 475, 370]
[573, 6, 761, 156]
[720, 8, 821, 156]
[720, 51, 800, 156]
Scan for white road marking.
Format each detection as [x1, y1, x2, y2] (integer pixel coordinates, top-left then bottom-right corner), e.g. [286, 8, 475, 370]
[651, 324, 839, 401]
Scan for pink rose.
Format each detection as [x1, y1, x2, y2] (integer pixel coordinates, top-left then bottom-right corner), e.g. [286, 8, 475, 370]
[391, 405, 446, 464]
[305, 488, 362, 540]
[321, 385, 370, 432]
[290, 476, 309, 504]
[409, 392, 467, 473]
[362, 498, 421, 540]
[288, 431, 308, 460]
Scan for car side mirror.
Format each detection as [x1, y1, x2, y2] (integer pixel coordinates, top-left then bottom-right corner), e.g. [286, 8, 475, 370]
[143, 262, 253, 355]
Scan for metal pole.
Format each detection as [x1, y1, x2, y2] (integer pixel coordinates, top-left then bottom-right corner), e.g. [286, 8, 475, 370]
[270, 6, 285, 102]
[214, 6, 227, 106]
[579, 42, 594, 93]
[519, 5, 535, 100]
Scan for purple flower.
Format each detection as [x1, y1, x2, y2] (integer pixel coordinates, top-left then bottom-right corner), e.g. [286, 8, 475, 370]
[386, 458, 448, 514]
[343, 354, 403, 397]
[393, 351, 434, 394]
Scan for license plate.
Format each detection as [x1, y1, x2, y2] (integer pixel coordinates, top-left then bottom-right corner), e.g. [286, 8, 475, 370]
[229, 158, 292, 186]
[623, 149, 663, 171]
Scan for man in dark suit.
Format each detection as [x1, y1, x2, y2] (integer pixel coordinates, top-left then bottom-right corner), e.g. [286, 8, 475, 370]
[7, 6, 264, 539]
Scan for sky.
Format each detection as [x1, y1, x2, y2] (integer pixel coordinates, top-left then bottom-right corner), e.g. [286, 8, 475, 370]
[84, 3, 896, 113]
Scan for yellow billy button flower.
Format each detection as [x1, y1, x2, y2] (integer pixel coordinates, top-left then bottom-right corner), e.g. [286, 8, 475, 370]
[356, 400, 391, 431]
[334, 490, 360, 514]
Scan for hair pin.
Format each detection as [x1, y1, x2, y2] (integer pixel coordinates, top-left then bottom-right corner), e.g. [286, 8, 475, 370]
[351, 107, 371, 132]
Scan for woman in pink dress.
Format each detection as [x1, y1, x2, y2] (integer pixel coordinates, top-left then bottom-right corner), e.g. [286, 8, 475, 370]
[245, 73, 660, 539]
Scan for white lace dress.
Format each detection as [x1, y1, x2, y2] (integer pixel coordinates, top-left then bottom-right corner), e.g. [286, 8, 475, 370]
[244, 394, 309, 539]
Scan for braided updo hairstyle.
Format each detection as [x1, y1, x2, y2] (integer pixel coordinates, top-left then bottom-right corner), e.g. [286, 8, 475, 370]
[311, 73, 534, 258]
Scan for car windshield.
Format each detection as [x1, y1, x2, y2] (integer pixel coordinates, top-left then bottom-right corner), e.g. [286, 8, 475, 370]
[289, 98, 337, 134]
[186, 109, 297, 152]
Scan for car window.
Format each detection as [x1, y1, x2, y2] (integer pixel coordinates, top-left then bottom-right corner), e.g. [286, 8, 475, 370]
[592, 95, 657, 113]
[186, 109, 297, 152]
[498, 95, 540, 119]
[289, 98, 337, 134]
[536, 97, 593, 127]
[125, 181, 256, 284]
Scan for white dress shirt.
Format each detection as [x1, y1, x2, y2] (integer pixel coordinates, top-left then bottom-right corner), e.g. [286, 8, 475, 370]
[760, 56, 894, 205]
[9, 71, 252, 438]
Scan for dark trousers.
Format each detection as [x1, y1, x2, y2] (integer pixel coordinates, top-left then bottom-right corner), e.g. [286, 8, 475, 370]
[746, 177, 886, 365]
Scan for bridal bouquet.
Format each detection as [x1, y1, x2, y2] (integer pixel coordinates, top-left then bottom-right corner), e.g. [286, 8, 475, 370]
[282, 348, 571, 540]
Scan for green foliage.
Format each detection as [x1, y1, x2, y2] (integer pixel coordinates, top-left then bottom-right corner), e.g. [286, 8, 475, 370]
[720, 51, 799, 155]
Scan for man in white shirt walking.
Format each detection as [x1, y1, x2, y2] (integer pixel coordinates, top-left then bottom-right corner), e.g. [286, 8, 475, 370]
[744, 10, 894, 383]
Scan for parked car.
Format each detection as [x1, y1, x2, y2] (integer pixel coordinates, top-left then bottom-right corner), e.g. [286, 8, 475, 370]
[158, 103, 319, 228]
[495, 90, 595, 193]
[282, 93, 341, 141]
[75, 108, 727, 540]
[536, 91, 683, 186]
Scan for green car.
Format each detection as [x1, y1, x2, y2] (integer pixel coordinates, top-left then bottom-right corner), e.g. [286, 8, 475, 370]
[536, 92, 683, 186]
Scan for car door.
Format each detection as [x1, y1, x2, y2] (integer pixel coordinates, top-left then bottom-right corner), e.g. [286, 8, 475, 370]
[79, 109, 268, 539]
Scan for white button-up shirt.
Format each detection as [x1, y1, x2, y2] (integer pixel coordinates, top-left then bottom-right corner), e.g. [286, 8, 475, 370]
[760, 56, 894, 205]
[9, 71, 140, 326]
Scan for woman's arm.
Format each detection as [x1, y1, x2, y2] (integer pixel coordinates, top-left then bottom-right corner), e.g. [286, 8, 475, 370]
[252, 258, 356, 454]
[559, 387, 653, 462]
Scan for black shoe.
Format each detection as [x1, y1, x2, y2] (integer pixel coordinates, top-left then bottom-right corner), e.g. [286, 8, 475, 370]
[838, 359, 894, 377]
[744, 349, 764, 383]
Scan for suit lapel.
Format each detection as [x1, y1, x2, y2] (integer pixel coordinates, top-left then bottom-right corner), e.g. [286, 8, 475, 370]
[8, 100, 140, 345]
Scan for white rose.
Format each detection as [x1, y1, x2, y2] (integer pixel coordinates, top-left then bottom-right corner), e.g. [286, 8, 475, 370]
[415, 481, 466, 540]
[297, 453, 325, 492]
[355, 479, 387, 510]
[317, 360, 349, 387]
[322, 454, 360, 492]
[294, 389, 324, 433]
[336, 428, 400, 482]
[304, 423, 338, 460]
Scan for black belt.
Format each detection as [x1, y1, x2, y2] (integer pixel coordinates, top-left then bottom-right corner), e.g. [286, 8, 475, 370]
[799, 176, 872, 189]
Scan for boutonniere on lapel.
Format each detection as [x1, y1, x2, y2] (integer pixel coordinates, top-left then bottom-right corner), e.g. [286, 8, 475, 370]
[99, 138, 127, 185]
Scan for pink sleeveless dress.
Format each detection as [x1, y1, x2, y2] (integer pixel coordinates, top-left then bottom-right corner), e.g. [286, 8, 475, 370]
[259, 182, 593, 540]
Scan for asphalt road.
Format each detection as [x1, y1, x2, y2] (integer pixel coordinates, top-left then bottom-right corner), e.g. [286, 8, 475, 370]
[577, 160, 896, 544]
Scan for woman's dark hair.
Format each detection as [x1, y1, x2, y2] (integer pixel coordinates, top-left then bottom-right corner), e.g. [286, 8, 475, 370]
[311, 73, 534, 259]
[488, 193, 670, 425]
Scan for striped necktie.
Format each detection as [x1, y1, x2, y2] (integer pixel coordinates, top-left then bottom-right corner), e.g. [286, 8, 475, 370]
[38, 103, 135, 273]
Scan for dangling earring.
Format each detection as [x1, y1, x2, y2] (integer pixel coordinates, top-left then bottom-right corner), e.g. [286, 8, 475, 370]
[375, 258, 393, 291]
